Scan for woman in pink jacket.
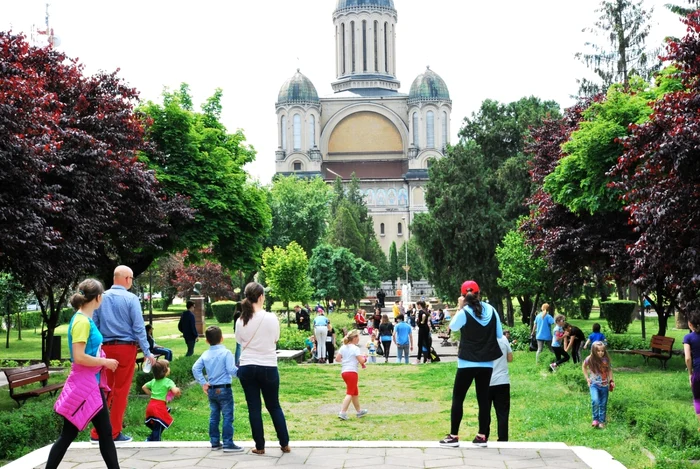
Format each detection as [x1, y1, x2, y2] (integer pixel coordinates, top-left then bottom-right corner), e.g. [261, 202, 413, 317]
[46, 279, 120, 469]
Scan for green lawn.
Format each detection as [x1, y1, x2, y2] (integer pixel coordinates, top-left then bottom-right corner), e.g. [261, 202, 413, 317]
[1, 310, 698, 468]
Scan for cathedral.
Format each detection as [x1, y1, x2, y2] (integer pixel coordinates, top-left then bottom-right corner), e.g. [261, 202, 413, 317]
[274, 0, 452, 254]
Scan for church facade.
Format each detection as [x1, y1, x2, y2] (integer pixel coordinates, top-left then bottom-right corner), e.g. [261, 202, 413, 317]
[274, 0, 451, 254]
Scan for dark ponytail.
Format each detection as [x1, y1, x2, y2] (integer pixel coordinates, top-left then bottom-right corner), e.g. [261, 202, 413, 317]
[70, 278, 104, 310]
[240, 282, 265, 326]
[465, 292, 482, 318]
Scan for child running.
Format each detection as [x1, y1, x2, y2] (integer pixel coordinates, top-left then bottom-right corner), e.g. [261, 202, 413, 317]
[142, 360, 181, 441]
[549, 314, 569, 371]
[582, 341, 614, 429]
[335, 329, 368, 420]
[192, 326, 243, 452]
[583, 323, 607, 349]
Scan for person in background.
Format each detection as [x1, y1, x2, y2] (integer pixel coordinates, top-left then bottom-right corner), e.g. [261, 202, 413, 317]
[145, 324, 173, 361]
[439, 280, 502, 448]
[336, 330, 368, 420]
[178, 300, 199, 357]
[314, 308, 330, 364]
[235, 283, 290, 455]
[583, 323, 607, 350]
[378, 314, 394, 363]
[46, 279, 120, 469]
[564, 323, 586, 364]
[192, 326, 242, 452]
[485, 330, 513, 442]
[376, 289, 386, 308]
[393, 314, 413, 364]
[91, 265, 154, 443]
[416, 300, 432, 363]
[531, 303, 554, 364]
[683, 312, 700, 431]
[582, 341, 614, 429]
[549, 315, 569, 372]
[392, 301, 400, 322]
[326, 321, 337, 364]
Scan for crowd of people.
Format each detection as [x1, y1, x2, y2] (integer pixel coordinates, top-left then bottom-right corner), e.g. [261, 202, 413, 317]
[42, 267, 700, 468]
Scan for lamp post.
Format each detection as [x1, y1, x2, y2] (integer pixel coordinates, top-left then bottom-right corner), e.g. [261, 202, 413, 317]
[402, 216, 409, 287]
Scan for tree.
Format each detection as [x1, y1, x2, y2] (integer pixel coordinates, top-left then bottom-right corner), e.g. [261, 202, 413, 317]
[308, 244, 378, 309]
[0, 33, 183, 363]
[613, 12, 700, 333]
[171, 257, 234, 302]
[388, 242, 399, 289]
[0, 272, 26, 348]
[576, 0, 659, 95]
[268, 176, 333, 255]
[261, 241, 313, 311]
[140, 85, 270, 273]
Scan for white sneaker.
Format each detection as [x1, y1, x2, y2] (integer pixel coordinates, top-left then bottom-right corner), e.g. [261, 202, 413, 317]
[356, 409, 368, 418]
[338, 412, 348, 420]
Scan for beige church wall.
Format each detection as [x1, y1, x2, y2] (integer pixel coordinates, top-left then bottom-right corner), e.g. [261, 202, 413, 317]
[373, 212, 410, 254]
[328, 112, 402, 155]
[321, 97, 408, 129]
[411, 186, 426, 208]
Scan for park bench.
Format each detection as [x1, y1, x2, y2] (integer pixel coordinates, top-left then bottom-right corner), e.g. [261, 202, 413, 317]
[616, 335, 675, 369]
[3, 363, 64, 407]
[135, 348, 165, 371]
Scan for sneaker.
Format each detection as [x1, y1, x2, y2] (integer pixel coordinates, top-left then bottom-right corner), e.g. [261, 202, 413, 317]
[338, 412, 348, 420]
[549, 363, 557, 372]
[598, 423, 606, 429]
[223, 444, 244, 453]
[439, 434, 459, 447]
[592, 420, 599, 427]
[211, 443, 223, 450]
[356, 409, 368, 418]
[472, 435, 488, 447]
[113, 433, 132, 443]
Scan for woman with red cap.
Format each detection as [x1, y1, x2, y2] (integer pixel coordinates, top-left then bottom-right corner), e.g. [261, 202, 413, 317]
[439, 280, 503, 448]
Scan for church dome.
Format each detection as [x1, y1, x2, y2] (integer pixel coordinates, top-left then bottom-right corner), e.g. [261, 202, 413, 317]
[277, 69, 319, 105]
[408, 67, 451, 104]
[335, 0, 395, 12]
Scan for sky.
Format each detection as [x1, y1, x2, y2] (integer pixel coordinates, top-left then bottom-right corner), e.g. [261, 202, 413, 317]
[1, 0, 688, 184]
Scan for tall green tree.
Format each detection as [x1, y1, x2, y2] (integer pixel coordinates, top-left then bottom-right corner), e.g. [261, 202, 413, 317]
[388, 242, 399, 289]
[261, 241, 313, 312]
[576, 0, 659, 95]
[140, 84, 270, 273]
[268, 176, 333, 255]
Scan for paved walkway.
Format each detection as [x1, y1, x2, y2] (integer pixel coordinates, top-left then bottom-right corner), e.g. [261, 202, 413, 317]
[3, 441, 626, 469]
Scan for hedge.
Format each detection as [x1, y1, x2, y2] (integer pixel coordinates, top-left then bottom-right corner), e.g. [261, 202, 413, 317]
[601, 300, 636, 333]
[578, 298, 594, 320]
[0, 398, 62, 460]
[211, 301, 237, 323]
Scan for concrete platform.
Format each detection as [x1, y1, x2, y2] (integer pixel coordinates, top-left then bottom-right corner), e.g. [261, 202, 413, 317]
[2, 440, 626, 469]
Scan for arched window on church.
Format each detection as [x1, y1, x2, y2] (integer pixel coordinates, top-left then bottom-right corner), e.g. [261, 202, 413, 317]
[426, 111, 435, 148]
[293, 114, 301, 151]
[309, 114, 316, 148]
[398, 222, 403, 235]
[380, 223, 385, 236]
[442, 111, 448, 149]
[412, 112, 419, 147]
[281, 115, 287, 151]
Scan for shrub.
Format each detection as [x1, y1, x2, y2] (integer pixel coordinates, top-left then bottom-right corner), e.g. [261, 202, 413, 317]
[211, 301, 237, 323]
[59, 307, 74, 324]
[205, 301, 214, 319]
[578, 298, 594, 320]
[507, 324, 533, 352]
[277, 326, 308, 350]
[601, 300, 636, 333]
[0, 399, 62, 460]
[605, 333, 648, 350]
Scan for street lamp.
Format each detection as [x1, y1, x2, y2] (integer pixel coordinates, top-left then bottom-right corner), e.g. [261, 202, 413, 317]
[402, 216, 409, 287]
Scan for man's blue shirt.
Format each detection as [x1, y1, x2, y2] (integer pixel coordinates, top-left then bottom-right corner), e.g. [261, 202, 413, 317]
[394, 321, 412, 345]
[192, 344, 238, 386]
[92, 285, 151, 357]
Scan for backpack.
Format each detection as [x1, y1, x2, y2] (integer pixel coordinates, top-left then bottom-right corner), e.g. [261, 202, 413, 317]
[430, 346, 441, 363]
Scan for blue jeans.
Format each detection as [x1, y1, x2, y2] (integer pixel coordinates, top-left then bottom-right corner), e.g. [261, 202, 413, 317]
[590, 384, 609, 423]
[208, 387, 234, 446]
[152, 346, 172, 362]
[234, 342, 241, 367]
[238, 365, 289, 450]
[396, 344, 410, 363]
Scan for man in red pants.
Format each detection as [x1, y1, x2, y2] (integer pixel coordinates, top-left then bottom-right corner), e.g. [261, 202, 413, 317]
[90, 265, 156, 443]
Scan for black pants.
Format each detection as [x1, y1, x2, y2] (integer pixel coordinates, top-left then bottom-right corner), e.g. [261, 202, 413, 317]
[46, 392, 119, 469]
[570, 340, 583, 364]
[326, 341, 335, 364]
[417, 327, 430, 360]
[185, 339, 196, 356]
[486, 384, 510, 441]
[450, 367, 493, 437]
[553, 346, 570, 366]
[381, 340, 392, 360]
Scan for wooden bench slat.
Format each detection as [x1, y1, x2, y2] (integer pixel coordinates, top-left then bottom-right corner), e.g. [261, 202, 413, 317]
[2, 363, 65, 407]
[617, 335, 675, 369]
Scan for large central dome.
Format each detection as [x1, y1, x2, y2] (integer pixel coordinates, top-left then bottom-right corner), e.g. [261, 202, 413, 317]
[335, 0, 395, 12]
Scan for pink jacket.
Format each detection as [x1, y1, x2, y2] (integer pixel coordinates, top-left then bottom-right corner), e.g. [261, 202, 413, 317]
[54, 359, 109, 431]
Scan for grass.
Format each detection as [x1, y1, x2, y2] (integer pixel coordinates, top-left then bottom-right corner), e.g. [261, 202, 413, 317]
[2, 309, 699, 468]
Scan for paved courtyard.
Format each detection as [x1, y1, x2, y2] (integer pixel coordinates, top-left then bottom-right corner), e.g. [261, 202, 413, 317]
[2, 441, 626, 469]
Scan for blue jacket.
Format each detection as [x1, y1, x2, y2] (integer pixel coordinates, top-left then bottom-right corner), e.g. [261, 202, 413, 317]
[178, 310, 198, 341]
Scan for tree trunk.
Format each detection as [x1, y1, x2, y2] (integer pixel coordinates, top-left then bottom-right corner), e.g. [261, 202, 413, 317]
[16, 310, 21, 340]
[529, 292, 540, 331]
[517, 294, 533, 325]
[506, 295, 514, 328]
[676, 307, 689, 330]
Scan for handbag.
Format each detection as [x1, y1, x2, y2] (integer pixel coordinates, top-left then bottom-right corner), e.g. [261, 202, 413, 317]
[376, 342, 384, 355]
[529, 334, 538, 352]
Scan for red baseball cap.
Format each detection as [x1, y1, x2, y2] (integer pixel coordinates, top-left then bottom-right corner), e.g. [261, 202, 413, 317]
[461, 280, 480, 295]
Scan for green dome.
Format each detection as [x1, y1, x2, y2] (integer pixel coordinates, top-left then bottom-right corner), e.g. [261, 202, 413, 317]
[335, 0, 395, 12]
[277, 70, 319, 105]
[408, 67, 451, 104]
